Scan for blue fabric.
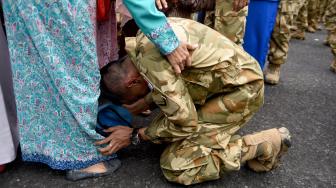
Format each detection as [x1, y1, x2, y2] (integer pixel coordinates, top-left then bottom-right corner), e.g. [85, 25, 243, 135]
[197, 11, 206, 23]
[96, 103, 132, 137]
[243, 1, 279, 69]
[123, 0, 179, 55]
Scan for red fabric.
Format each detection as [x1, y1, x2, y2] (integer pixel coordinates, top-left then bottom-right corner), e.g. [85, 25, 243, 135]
[97, 0, 111, 22]
[0, 165, 6, 173]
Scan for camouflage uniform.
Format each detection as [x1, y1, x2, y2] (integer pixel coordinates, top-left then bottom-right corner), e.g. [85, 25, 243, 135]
[267, 0, 298, 66]
[204, 0, 248, 45]
[292, 0, 308, 36]
[324, 0, 336, 71]
[126, 18, 264, 185]
[319, 0, 328, 23]
[307, 0, 320, 31]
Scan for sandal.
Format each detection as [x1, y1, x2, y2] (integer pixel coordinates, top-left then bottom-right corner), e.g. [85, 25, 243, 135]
[66, 159, 121, 181]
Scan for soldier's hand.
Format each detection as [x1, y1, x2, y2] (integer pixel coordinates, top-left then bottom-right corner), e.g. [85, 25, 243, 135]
[233, 0, 248, 12]
[156, 0, 168, 10]
[166, 42, 198, 74]
[95, 126, 132, 155]
[123, 98, 150, 115]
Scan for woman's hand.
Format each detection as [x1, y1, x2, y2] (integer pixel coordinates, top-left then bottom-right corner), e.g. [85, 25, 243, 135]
[233, 0, 248, 12]
[166, 42, 198, 74]
[156, 0, 169, 10]
[95, 126, 133, 155]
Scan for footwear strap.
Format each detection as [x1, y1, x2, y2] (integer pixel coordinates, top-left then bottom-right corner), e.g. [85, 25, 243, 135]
[241, 128, 280, 163]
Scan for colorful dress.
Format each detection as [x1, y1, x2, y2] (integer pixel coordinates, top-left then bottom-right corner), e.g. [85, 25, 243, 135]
[2, 0, 180, 170]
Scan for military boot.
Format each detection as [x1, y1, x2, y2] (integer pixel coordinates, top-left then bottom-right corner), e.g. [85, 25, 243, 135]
[241, 127, 291, 172]
[264, 64, 281, 85]
[324, 39, 330, 46]
[291, 30, 305, 40]
[307, 26, 316, 33]
[330, 60, 336, 73]
[314, 24, 322, 31]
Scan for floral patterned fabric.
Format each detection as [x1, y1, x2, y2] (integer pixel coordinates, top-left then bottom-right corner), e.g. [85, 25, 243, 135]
[123, 0, 180, 54]
[145, 22, 179, 55]
[2, 0, 115, 170]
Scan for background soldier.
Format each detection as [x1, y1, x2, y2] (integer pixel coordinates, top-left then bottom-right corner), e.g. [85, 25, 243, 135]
[156, 0, 248, 46]
[324, 0, 336, 71]
[291, 0, 308, 40]
[307, 0, 320, 32]
[204, 0, 248, 45]
[318, 0, 328, 24]
[264, 0, 299, 84]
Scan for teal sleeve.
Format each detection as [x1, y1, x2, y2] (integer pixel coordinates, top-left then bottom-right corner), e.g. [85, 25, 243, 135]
[123, 0, 179, 54]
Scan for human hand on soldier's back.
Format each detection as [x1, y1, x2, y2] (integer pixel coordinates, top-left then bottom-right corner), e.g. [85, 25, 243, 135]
[233, 0, 248, 11]
[166, 41, 198, 74]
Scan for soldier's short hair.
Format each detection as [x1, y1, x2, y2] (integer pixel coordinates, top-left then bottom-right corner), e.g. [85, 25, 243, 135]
[100, 56, 129, 103]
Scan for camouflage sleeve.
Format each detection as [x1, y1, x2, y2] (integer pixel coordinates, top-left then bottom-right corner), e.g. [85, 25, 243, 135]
[138, 49, 200, 143]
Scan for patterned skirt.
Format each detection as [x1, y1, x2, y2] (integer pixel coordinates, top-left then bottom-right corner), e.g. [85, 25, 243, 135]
[2, 0, 116, 170]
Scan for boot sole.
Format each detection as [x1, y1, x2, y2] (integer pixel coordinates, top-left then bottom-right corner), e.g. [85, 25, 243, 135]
[265, 79, 279, 85]
[273, 127, 291, 169]
[292, 36, 305, 40]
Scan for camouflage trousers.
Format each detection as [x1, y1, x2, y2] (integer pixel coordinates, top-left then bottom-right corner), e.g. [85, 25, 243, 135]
[319, 0, 328, 22]
[325, 0, 336, 58]
[293, 0, 308, 32]
[148, 82, 264, 185]
[204, 0, 248, 45]
[308, 0, 320, 28]
[268, 0, 297, 65]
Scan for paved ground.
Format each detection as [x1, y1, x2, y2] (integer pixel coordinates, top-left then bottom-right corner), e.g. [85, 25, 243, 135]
[1, 30, 335, 188]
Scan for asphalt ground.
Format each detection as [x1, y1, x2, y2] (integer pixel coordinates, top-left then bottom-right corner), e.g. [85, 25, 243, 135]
[1, 30, 335, 188]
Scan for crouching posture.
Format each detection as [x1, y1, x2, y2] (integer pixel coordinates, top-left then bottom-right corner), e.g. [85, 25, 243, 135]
[100, 18, 291, 185]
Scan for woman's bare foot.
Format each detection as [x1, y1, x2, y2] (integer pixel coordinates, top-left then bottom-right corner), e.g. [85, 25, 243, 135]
[66, 159, 121, 181]
[79, 162, 107, 173]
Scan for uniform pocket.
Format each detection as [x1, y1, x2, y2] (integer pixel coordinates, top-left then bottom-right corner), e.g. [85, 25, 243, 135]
[151, 90, 180, 116]
[182, 70, 211, 105]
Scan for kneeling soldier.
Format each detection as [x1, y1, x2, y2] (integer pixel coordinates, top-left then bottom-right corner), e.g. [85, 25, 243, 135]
[98, 18, 292, 185]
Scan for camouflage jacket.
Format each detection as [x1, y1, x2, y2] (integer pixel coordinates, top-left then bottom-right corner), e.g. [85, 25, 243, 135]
[126, 18, 263, 143]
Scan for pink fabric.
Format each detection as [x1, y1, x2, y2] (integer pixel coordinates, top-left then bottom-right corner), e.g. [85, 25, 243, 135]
[96, 1, 119, 69]
[90, 0, 131, 69]
[116, 0, 131, 18]
[116, 0, 133, 26]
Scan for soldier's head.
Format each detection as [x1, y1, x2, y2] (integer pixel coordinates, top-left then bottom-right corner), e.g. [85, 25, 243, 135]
[101, 56, 150, 104]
